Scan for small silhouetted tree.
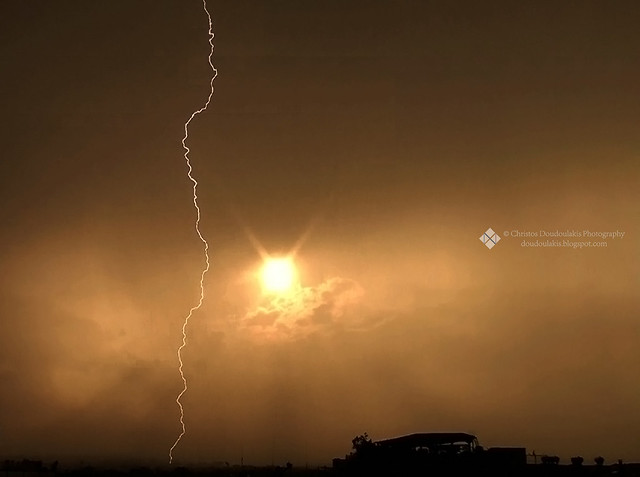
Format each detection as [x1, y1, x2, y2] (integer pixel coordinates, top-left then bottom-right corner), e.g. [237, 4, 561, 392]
[595, 456, 605, 466]
[352, 433, 374, 456]
[571, 456, 584, 466]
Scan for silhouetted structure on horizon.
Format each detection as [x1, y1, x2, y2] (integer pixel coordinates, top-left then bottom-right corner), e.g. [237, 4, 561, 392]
[334, 432, 526, 475]
[377, 432, 480, 455]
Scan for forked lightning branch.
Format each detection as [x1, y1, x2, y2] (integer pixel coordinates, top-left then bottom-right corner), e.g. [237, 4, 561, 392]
[169, 0, 217, 464]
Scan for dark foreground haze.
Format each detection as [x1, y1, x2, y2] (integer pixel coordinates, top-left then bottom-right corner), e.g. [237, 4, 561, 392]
[1, 0, 639, 467]
[4, 458, 640, 477]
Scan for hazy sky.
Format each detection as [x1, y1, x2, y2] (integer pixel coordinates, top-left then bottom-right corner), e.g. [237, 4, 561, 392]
[1, 0, 639, 467]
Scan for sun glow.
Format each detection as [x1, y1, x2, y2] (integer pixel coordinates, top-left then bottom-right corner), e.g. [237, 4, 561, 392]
[261, 257, 297, 293]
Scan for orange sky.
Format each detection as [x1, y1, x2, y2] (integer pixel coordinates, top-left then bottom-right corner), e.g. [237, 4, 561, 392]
[0, 0, 639, 466]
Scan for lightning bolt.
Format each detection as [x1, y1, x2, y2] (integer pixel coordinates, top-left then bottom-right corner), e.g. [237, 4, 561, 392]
[169, 0, 217, 465]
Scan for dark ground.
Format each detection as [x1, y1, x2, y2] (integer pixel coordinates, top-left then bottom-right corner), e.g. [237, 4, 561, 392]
[5, 463, 640, 477]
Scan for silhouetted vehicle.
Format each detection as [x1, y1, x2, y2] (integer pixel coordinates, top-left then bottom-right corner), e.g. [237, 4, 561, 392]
[541, 455, 560, 465]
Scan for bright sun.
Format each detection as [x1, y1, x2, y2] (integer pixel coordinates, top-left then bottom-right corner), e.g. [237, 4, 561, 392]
[261, 257, 297, 293]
